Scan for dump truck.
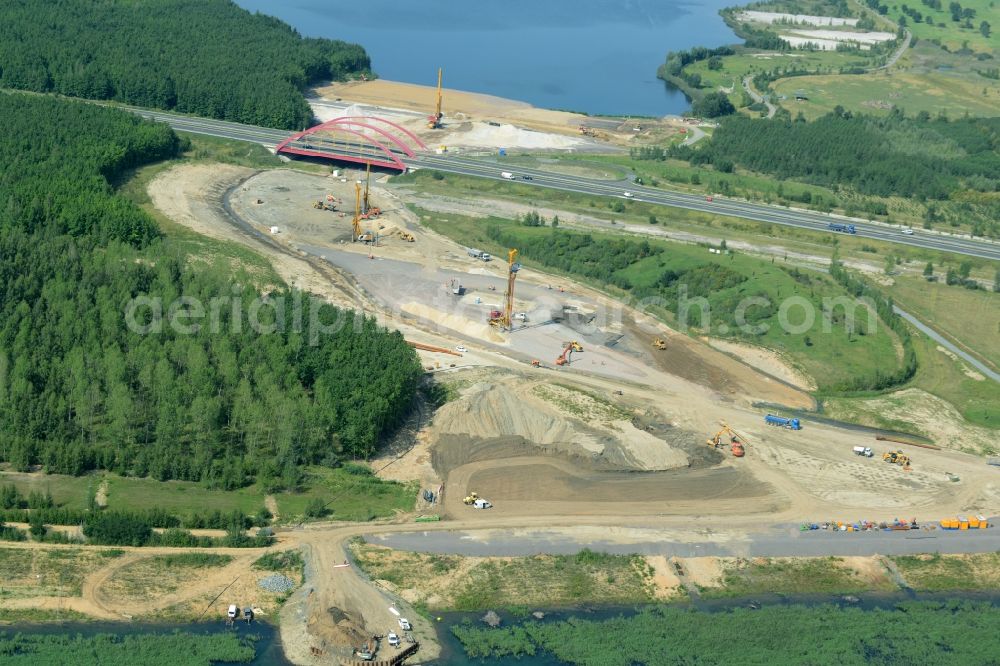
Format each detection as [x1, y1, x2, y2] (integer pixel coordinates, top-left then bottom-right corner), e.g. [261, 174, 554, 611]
[765, 414, 801, 430]
[853, 446, 874, 457]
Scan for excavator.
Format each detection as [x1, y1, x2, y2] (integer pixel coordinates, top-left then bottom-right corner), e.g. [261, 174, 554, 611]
[883, 450, 911, 467]
[707, 421, 748, 458]
[555, 341, 583, 366]
[653, 338, 667, 350]
[463, 492, 479, 505]
[428, 68, 444, 129]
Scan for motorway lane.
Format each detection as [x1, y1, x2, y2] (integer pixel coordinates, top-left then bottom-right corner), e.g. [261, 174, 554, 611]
[134, 108, 1000, 261]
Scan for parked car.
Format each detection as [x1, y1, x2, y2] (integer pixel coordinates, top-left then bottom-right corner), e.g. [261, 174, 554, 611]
[455, 345, 467, 353]
[398, 618, 412, 631]
[387, 631, 401, 648]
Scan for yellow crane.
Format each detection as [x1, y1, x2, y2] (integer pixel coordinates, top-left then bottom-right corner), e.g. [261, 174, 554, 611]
[427, 68, 443, 129]
[363, 161, 372, 213]
[488, 248, 520, 329]
[352, 181, 363, 242]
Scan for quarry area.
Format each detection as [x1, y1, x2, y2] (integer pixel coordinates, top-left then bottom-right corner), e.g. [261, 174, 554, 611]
[127, 154, 1000, 663]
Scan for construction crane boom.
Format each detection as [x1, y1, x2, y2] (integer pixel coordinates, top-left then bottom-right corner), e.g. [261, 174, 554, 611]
[428, 68, 443, 129]
[352, 181, 362, 242]
[488, 248, 520, 330]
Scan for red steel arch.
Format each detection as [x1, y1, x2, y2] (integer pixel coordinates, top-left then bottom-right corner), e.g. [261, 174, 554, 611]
[329, 116, 428, 151]
[276, 115, 426, 171]
[277, 124, 407, 170]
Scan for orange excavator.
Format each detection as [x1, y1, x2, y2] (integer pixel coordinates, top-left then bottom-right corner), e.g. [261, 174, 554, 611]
[555, 341, 583, 366]
[707, 421, 749, 457]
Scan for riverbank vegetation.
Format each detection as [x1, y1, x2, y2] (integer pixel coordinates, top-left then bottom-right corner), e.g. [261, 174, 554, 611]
[0, 631, 257, 665]
[350, 542, 665, 610]
[0, 0, 371, 129]
[0, 94, 422, 488]
[453, 601, 1000, 665]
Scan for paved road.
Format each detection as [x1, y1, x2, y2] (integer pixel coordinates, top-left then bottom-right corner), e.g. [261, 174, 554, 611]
[895, 307, 1000, 383]
[370, 522, 1000, 558]
[743, 75, 776, 119]
[132, 107, 1000, 262]
[881, 29, 912, 70]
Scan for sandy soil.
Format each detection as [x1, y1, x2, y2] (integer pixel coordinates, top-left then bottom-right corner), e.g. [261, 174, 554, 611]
[707, 338, 818, 392]
[317, 79, 592, 138]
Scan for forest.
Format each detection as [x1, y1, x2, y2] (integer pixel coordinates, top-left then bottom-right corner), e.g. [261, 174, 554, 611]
[0, 0, 370, 129]
[668, 110, 1000, 202]
[0, 94, 422, 488]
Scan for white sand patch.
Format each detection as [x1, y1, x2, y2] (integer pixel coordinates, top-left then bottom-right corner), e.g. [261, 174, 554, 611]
[707, 339, 817, 391]
[447, 123, 586, 151]
[400, 301, 504, 344]
[936, 345, 986, 381]
[737, 11, 858, 26]
[783, 29, 895, 50]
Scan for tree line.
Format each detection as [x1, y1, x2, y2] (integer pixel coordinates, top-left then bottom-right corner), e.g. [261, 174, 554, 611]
[668, 109, 1000, 202]
[0, 0, 371, 129]
[0, 94, 422, 488]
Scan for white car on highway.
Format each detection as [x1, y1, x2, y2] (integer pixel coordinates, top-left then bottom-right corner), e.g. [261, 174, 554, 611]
[623, 191, 633, 198]
[901, 227, 914, 235]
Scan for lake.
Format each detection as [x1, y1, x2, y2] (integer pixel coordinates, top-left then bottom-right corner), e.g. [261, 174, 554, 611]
[235, 0, 738, 117]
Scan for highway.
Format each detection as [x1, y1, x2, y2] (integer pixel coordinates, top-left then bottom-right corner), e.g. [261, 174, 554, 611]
[133, 107, 1000, 262]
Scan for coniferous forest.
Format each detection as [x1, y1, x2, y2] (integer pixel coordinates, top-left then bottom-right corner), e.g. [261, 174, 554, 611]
[0, 94, 422, 489]
[0, 0, 371, 129]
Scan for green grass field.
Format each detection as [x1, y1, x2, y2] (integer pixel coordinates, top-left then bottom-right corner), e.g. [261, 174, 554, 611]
[416, 205, 903, 391]
[103, 476, 267, 515]
[892, 552, 1000, 591]
[273, 466, 417, 522]
[772, 69, 1000, 120]
[887, 275, 1000, 370]
[699, 557, 894, 598]
[882, 0, 999, 52]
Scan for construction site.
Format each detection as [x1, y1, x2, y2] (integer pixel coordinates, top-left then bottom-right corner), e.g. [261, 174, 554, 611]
[132, 106, 1000, 660]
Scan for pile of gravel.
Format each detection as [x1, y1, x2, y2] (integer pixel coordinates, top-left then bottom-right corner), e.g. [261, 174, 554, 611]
[259, 574, 296, 593]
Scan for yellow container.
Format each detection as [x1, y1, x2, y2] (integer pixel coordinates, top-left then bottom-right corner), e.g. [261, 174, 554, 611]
[969, 518, 980, 528]
[847, 525, 854, 532]
[959, 521, 969, 530]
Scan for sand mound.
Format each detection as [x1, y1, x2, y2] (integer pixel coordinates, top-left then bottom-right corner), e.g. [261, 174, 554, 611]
[434, 382, 688, 470]
[448, 123, 585, 150]
[400, 302, 504, 343]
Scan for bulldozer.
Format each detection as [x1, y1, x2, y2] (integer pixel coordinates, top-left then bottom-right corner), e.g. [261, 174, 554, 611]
[399, 231, 415, 242]
[883, 450, 911, 467]
[462, 492, 478, 505]
[653, 338, 667, 350]
[313, 200, 324, 209]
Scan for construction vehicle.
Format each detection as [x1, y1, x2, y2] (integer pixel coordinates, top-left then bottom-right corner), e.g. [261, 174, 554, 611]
[400, 231, 415, 242]
[531, 359, 541, 367]
[883, 450, 911, 467]
[707, 421, 749, 457]
[427, 68, 443, 129]
[451, 279, 463, 296]
[463, 492, 478, 505]
[352, 182, 363, 242]
[555, 341, 582, 366]
[313, 200, 324, 209]
[488, 249, 521, 330]
[653, 338, 667, 350]
[765, 414, 801, 430]
[853, 446, 874, 457]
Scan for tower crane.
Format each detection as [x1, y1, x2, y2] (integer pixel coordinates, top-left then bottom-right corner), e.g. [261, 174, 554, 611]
[427, 68, 443, 129]
[488, 248, 520, 329]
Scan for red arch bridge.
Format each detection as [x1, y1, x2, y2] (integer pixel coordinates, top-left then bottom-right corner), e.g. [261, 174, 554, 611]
[275, 116, 428, 171]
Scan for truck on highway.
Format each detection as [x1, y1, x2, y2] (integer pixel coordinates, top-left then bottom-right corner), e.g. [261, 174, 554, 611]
[765, 414, 802, 430]
[500, 171, 515, 180]
[853, 446, 874, 457]
[828, 222, 857, 234]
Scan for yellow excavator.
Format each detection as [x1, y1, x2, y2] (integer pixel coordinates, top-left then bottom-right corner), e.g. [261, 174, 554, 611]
[463, 492, 479, 505]
[883, 450, 911, 467]
[707, 421, 748, 457]
[653, 338, 667, 350]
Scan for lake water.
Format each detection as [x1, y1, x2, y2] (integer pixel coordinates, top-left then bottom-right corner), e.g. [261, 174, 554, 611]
[235, 0, 738, 117]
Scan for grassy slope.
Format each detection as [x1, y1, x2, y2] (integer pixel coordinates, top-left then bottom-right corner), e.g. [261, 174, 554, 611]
[414, 204, 901, 391]
[699, 556, 895, 598]
[892, 552, 1000, 591]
